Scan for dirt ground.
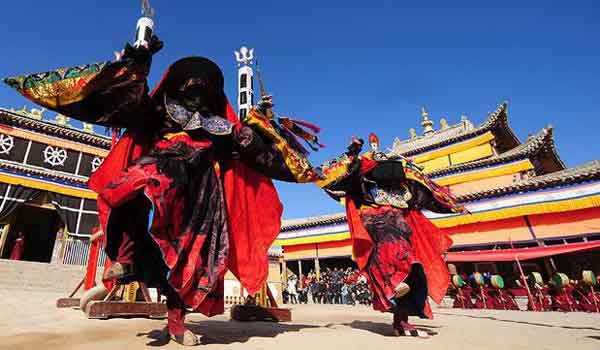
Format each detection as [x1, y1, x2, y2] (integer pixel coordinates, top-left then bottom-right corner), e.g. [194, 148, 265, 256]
[0, 290, 599, 350]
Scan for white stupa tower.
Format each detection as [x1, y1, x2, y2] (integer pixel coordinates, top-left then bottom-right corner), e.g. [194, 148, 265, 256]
[234, 46, 255, 119]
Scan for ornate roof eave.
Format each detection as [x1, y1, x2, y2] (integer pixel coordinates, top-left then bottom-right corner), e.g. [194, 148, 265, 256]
[0, 159, 89, 185]
[0, 109, 111, 150]
[428, 126, 565, 178]
[281, 160, 600, 232]
[281, 212, 347, 232]
[398, 102, 520, 157]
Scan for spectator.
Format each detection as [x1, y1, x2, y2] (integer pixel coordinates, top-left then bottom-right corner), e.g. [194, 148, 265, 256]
[287, 276, 298, 304]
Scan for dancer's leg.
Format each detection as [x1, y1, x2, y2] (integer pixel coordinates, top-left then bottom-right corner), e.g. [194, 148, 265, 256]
[166, 293, 200, 346]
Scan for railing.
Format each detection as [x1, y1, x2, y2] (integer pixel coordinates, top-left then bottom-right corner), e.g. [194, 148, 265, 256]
[224, 295, 246, 305]
[61, 238, 107, 267]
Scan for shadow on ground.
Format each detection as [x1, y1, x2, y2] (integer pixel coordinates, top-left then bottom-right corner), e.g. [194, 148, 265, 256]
[342, 320, 439, 337]
[137, 320, 321, 347]
[436, 311, 600, 331]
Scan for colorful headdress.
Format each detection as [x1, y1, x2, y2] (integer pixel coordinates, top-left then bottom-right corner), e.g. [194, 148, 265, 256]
[368, 132, 379, 147]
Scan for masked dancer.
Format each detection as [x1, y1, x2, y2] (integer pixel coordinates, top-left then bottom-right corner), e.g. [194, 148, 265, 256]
[4, 37, 322, 345]
[316, 134, 464, 337]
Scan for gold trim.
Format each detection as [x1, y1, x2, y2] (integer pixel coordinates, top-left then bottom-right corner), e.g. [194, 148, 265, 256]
[275, 231, 350, 246]
[432, 194, 600, 228]
[0, 172, 97, 199]
[244, 109, 321, 183]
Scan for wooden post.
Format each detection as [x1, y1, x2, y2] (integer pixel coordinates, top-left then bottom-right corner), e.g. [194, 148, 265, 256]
[282, 260, 288, 286]
[0, 223, 10, 257]
[57, 228, 68, 264]
[315, 257, 321, 282]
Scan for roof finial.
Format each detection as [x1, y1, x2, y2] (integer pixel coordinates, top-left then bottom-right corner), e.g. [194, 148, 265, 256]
[409, 128, 417, 140]
[439, 117, 449, 130]
[421, 106, 434, 136]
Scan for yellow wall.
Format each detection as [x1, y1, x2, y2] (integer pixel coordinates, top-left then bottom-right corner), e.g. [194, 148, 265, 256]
[450, 143, 494, 165]
[412, 132, 495, 164]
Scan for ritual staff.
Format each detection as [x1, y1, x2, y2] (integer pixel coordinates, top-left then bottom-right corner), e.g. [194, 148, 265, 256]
[5, 38, 322, 346]
[316, 135, 464, 337]
[9, 232, 25, 261]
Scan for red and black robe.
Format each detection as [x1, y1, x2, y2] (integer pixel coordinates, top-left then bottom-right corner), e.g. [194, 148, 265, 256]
[317, 152, 463, 318]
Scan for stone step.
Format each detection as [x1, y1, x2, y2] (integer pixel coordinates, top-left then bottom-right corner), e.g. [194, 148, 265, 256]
[0, 259, 89, 294]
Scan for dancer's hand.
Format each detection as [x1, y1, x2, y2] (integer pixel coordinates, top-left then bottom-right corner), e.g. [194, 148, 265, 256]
[114, 35, 164, 63]
[256, 95, 274, 117]
[346, 137, 364, 156]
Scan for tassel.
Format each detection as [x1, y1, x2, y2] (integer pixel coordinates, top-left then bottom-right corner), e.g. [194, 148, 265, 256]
[277, 117, 325, 154]
[290, 119, 321, 133]
[111, 128, 121, 149]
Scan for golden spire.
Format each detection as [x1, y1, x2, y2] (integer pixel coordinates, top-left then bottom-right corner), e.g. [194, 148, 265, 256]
[421, 107, 434, 136]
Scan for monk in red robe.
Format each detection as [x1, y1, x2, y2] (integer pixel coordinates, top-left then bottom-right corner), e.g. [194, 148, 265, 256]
[452, 284, 476, 309]
[489, 288, 519, 310]
[9, 232, 25, 260]
[5, 37, 322, 346]
[473, 283, 495, 310]
[317, 136, 464, 337]
[551, 284, 580, 312]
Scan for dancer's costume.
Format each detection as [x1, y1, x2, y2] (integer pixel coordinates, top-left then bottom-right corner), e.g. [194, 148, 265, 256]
[316, 138, 463, 333]
[5, 42, 321, 342]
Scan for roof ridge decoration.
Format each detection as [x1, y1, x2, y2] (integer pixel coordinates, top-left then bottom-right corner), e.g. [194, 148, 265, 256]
[0, 107, 111, 149]
[428, 126, 563, 178]
[389, 101, 519, 157]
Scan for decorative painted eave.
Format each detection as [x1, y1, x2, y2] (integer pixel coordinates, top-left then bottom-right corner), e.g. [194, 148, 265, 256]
[281, 160, 600, 232]
[0, 159, 89, 185]
[428, 126, 565, 178]
[281, 212, 347, 232]
[391, 102, 520, 157]
[0, 108, 111, 149]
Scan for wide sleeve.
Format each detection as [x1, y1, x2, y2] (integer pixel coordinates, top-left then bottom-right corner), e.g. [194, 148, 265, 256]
[233, 108, 323, 183]
[4, 59, 153, 129]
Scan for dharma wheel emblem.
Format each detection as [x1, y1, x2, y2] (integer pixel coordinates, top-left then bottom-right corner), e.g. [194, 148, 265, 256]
[0, 134, 15, 155]
[43, 145, 68, 166]
[91, 157, 103, 172]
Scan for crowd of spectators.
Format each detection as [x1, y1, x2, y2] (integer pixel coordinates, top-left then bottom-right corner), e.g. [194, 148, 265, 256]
[283, 267, 372, 306]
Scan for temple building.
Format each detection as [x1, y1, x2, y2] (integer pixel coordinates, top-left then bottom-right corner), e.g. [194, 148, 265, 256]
[0, 106, 108, 264]
[276, 102, 600, 282]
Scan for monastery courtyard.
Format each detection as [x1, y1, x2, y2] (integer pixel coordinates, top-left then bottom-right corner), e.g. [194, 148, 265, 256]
[0, 289, 598, 350]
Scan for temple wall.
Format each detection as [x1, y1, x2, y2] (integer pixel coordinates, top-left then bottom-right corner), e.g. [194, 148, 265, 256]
[528, 207, 600, 239]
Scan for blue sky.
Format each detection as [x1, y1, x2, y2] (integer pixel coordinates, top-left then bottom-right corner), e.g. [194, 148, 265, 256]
[1, 1, 599, 219]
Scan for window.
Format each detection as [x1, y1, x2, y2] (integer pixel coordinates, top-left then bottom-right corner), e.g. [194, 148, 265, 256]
[240, 74, 247, 88]
[240, 108, 247, 119]
[240, 92, 247, 105]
